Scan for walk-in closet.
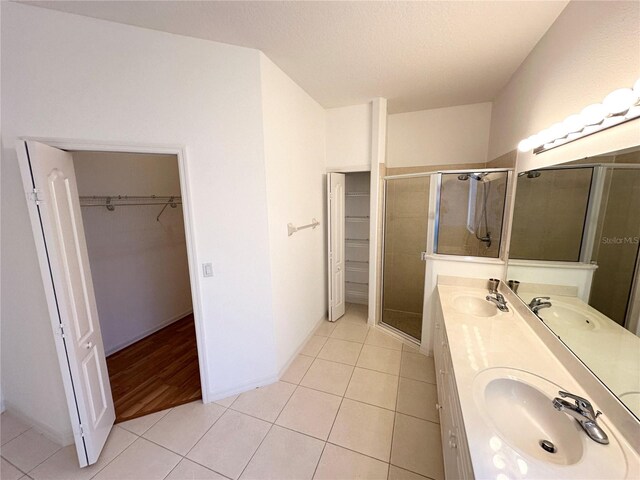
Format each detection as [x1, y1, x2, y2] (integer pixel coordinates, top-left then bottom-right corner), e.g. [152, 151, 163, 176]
[73, 151, 200, 422]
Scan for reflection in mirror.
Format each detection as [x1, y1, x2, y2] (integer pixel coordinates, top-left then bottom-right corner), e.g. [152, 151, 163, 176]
[507, 146, 640, 419]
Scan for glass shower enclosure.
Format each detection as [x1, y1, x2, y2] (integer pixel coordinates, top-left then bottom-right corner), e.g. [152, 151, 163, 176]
[380, 169, 510, 341]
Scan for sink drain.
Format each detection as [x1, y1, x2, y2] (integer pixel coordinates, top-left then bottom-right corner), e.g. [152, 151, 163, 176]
[539, 439, 557, 454]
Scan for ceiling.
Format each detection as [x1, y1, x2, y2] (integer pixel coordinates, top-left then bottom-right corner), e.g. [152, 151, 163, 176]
[22, 1, 569, 114]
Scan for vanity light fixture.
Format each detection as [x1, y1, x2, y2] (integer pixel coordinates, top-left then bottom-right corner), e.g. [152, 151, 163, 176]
[518, 78, 640, 154]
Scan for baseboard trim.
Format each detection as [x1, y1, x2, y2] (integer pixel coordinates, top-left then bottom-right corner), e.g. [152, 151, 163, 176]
[105, 309, 194, 356]
[207, 374, 280, 404]
[3, 401, 74, 446]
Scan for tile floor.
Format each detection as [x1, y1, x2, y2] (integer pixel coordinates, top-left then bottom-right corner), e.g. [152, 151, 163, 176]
[0, 303, 444, 480]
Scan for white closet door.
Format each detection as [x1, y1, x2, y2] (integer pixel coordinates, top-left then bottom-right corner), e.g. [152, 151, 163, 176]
[17, 140, 115, 467]
[328, 173, 346, 321]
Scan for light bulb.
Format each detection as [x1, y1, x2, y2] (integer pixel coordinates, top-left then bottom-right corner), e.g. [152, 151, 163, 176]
[580, 104, 606, 126]
[563, 114, 585, 134]
[538, 128, 554, 145]
[603, 88, 636, 115]
[549, 122, 568, 140]
[527, 134, 541, 149]
[517, 138, 531, 152]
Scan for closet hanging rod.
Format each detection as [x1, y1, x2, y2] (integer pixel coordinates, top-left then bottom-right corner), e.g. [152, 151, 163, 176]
[288, 218, 320, 236]
[78, 195, 182, 221]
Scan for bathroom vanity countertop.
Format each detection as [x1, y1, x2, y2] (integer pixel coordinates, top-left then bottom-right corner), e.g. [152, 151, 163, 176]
[437, 284, 640, 480]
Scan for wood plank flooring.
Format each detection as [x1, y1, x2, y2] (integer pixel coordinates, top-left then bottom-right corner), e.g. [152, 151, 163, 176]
[106, 315, 202, 423]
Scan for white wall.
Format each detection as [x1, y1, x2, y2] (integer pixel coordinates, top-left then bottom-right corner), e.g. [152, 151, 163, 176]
[326, 104, 372, 171]
[1, 2, 279, 441]
[73, 152, 193, 355]
[259, 55, 328, 371]
[387, 102, 492, 168]
[488, 1, 640, 160]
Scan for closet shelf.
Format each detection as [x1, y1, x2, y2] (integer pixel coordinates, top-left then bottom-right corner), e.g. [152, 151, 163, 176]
[346, 216, 370, 223]
[346, 260, 369, 272]
[346, 192, 370, 197]
[346, 280, 368, 286]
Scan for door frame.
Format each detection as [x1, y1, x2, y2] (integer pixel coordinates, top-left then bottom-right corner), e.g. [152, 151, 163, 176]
[17, 137, 211, 404]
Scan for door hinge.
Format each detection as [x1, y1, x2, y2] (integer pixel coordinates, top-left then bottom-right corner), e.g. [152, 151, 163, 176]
[420, 252, 428, 261]
[56, 324, 66, 338]
[28, 188, 44, 205]
[78, 424, 85, 437]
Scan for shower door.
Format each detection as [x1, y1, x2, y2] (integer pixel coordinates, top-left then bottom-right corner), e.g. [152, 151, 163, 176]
[381, 176, 430, 340]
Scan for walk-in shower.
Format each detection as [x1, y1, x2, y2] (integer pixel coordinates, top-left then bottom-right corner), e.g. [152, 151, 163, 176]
[380, 169, 510, 341]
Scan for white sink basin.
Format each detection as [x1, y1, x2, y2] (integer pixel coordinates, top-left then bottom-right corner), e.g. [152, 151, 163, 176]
[473, 368, 627, 477]
[483, 376, 583, 465]
[452, 295, 497, 317]
[538, 304, 600, 331]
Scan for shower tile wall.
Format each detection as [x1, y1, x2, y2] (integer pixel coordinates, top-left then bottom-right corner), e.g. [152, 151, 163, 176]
[382, 177, 429, 340]
[437, 172, 507, 258]
[510, 168, 593, 261]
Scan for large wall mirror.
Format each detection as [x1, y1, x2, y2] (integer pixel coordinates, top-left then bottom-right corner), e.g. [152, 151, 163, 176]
[507, 145, 640, 419]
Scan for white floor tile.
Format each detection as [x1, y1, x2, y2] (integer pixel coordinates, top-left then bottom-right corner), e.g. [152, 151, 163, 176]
[317, 338, 363, 365]
[331, 322, 369, 343]
[165, 459, 227, 480]
[187, 410, 270, 479]
[300, 336, 328, 357]
[314, 444, 388, 480]
[356, 345, 402, 375]
[275, 386, 341, 440]
[300, 358, 354, 396]
[400, 353, 436, 384]
[397, 378, 439, 423]
[281, 355, 314, 384]
[231, 382, 295, 422]
[387, 465, 430, 480]
[92, 437, 181, 480]
[315, 321, 337, 337]
[0, 413, 30, 446]
[1, 429, 60, 472]
[328, 399, 395, 462]
[118, 408, 171, 436]
[390, 414, 444, 480]
[30, 426, 136, 480]
[214, 394, 239, 408]
[1, 458, 24, 480]
[345, 368, 399, 411]
[240, 426, 323, 480]
[143, 401, 225, 455]
[365, 329, 403, 351]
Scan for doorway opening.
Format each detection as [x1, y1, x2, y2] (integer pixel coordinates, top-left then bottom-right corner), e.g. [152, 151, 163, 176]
[71, 151, 201, 423]
[327, 171, 371, 323]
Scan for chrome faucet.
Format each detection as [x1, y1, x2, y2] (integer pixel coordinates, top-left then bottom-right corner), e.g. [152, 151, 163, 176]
[552, 391, 609, 444]
[529, 296, 552, 314]
[486, 293, 509, 312]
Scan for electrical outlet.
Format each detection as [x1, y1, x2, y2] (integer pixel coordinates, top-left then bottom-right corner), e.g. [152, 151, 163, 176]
[202, 263, 213, 277]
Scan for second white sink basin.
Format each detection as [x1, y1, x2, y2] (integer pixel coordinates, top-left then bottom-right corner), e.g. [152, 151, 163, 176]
[473, 368, 627, 477]
[453, 295, 497, 317]
[483, 376, 583, 465]
[538, 304, 600, 331]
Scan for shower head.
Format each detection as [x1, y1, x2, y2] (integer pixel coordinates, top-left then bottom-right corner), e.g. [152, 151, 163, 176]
[518, 170, 542, 178]
[457, 172, 488, 181]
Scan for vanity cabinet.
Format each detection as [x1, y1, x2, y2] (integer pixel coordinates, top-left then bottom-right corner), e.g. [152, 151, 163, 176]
[434, 311, 474, 479]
